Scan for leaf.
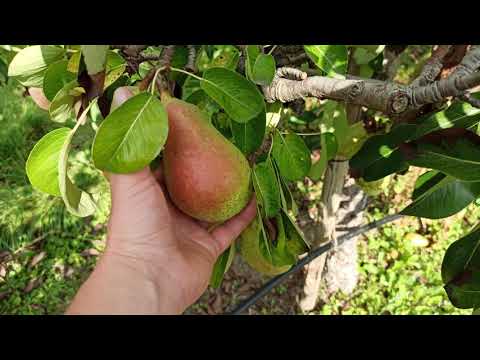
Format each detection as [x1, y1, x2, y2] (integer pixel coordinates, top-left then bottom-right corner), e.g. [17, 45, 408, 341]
[201, 67, 264, 123]
[104, 51, 127, 89]
[415, 94, 480, 139]
[280, 178, 298, 217]
[351, 95, 480, 180]
[309, 133, 329, 181]
[58, 105, 97, 217]
[43, 59, 76, 101]
[26, 127, 71, 196]
[67, 51, 81, 73]
[198, 45, 240, 72]
[252, 54, 276, 86]
[210, 242, 236, 289]
[230, 109, 266, 155]
[49, 80, 83, 123]
[353, 46, 385, 65]
[409, 138, 480, 182]
[401, 171, 480, 219]
[245, 45, 261, 81]
[282, 208, 310, 256]
[252, 160, 281, 218]
[92, 92, 168, 173]
[8, 45, 65, 86]
[270, 213, 296, 267]
[272, 131, 311, 181]
[442, 225, 480, 309]
[182, 76, 202, 101]
[337, 122, 369, 159]
[81, 45, 108, 75]
[303, 45, 348, 77]
[349, 124, 416, 181]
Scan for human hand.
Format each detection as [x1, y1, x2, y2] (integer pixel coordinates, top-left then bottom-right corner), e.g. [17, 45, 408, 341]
[66, 88, 257, 315]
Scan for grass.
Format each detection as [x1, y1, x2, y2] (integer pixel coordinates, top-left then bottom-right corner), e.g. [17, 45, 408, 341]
[0, 82, 110, 314]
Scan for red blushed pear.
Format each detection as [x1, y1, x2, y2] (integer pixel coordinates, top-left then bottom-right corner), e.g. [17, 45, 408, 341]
[161, 93, 252, 223]
[28, 87, 50, 111]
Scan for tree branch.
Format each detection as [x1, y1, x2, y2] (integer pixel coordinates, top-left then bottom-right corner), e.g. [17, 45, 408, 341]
[411, 45, 451, 87]
[263, 66, 480, 117]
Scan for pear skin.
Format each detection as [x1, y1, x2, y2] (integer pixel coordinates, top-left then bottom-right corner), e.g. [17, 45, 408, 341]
[162, 97, 252, 223]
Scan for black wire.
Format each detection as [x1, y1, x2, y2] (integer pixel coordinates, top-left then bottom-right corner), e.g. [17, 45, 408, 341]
[225, 213, 403, 315]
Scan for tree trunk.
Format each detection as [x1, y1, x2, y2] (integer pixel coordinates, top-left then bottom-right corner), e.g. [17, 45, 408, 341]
[298, 52, 365, 313]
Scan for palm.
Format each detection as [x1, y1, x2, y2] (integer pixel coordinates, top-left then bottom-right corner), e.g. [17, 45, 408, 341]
[106, 166, 256, 311]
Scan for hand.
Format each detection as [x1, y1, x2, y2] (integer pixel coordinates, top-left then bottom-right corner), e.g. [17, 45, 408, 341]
[66, 88, 257, 315]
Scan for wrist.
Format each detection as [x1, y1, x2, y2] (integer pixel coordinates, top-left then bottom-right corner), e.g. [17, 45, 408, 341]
[100, 246, 187, 314]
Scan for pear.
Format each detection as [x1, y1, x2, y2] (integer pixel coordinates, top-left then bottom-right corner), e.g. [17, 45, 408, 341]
[239, 217, 291, 276]
[162, 96, 252, 223]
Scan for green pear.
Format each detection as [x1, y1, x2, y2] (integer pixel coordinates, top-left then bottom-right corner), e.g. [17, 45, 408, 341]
[239, 217, 291, 276]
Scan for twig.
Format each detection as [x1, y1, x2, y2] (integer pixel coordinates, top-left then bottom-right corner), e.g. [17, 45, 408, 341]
[411, 45, 451, 87]
[160, 45, 176, 67]
[186, 45, 197, 72]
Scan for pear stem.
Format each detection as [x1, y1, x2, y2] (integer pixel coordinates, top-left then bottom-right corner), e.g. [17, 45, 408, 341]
[170, 67, 204, 82]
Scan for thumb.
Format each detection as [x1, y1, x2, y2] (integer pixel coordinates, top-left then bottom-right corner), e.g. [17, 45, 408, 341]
[110, 86, 135, 112]
[107, 168, 156, 204]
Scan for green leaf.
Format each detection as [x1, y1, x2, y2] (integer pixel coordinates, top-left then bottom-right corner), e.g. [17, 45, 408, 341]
[353, 46, 385, 65]
[81, 45, 108, 75]
[349, 124, 416, 181]
[252, 160, 281, 218]
[252, 54, 276, 86]
[210, 242, 236, 289]
[183, 88, 221, 121]
[272, 131, 311, 181]
[309, 133, 328, 181]
[26, 127, 71, 196]
[182, 76, 202, 101]
[43, 60, 76, 101]
[201, 67, 264, 123]
[337, 122, 369, 159]
[92, 92, 169, 173]
[58, 104, 97, 217]
[8, 45, 66, 86]
[321, 100, 349, 147]
[442, 225, 480, 309]
[49, 80, 83, 123]
[67, 51, 81, 73]
[303, 45, 348, 77]
[198, 45, 240, 72]
[104, 51, 127, 89]
[280, 178, 298, 217]
[415, 95, 480, 139]
[409, 138, 480, 182]
[270, 214, 296, 267]
[230, 109, 266, 155]
[281, 208, 310, 256]
[245, 45, 261, 81]
[401, 171, 480, 219]
[473, 308, 480, 315]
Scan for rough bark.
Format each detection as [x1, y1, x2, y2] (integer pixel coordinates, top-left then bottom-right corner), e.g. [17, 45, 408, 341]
[322, 178, 367, 295]
[263, 56, 480, 117]
[299, 54, 367, 312]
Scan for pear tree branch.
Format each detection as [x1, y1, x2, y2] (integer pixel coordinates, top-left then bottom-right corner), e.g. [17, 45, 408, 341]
[263, 64, 480, 117]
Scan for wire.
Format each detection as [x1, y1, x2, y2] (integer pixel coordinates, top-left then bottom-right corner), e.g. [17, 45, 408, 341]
[225, 213, 403, 315]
